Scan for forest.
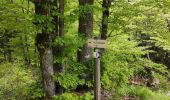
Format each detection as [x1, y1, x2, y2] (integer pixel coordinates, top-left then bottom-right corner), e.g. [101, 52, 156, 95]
[0, 0, 170, 100]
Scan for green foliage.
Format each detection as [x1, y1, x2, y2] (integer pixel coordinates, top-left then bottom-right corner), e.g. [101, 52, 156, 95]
[113, 85, 170, 100]
[0, 61, 37, 100]
[54, 73, 85, 90]
[53, 93, 79, 100]
[53, 92, 93, 100]
[0, 0, 37, 64]
[119, 86, 170, 100]
[152, 73, 170, 92]
[0, 1, 34, 33]
[29, 81, 44, 99]
[33, 14, 55, 33]
[0, 0, 170, 99]
[79, 4, 94, 17]
[101, 34, 148, 89]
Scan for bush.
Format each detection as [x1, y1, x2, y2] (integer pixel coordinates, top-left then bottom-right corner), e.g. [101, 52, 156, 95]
[53, 92, 93, 100]
[0, 62, 38, 100]
[120, 85, 170, 100]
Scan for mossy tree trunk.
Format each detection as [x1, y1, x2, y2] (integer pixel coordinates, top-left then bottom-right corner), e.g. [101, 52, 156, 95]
[34, 1, 56, 99]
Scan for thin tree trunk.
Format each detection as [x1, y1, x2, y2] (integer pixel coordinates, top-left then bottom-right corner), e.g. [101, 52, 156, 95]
[24, 34, 31, 65]
[34, 1, 55, 99]
[21, 35, 31, 66]
[59, 0, 65, 73]
[100, 1, 112, 99]
[20, 1, 31, 65]
[101, 0, 111, 39]
[5, 33, 13, 62]
[53, 0, 65, 94]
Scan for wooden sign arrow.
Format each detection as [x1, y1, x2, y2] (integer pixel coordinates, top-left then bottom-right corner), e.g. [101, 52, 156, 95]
[87, 39, 107, 48]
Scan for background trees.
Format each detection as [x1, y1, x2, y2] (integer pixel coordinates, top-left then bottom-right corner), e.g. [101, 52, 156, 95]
[0, 0, 170, 100]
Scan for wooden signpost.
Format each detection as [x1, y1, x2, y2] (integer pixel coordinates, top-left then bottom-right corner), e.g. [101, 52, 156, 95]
[87, 39, 107, 48]
[87, 39, 107, 100]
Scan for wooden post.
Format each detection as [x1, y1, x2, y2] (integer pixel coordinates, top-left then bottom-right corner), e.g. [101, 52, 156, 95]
[94, 48, 101, 100]
[87, 38, 107, 100]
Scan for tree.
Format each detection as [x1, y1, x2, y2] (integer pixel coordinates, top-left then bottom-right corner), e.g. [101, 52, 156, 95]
[52, 0, 66, 94]
[0, 0, 170, 99]
[34, 0, 55, 99]
[77, 0, 94, 62]
[101, 0, 111, 39]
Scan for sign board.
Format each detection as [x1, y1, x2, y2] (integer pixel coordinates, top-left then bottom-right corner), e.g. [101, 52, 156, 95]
[87, 39, 107, 48]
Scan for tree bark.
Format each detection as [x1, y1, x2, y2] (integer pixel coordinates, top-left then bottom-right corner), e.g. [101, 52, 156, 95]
[21, 35, 31, 66]
[34, 1, 55, 99]
[101, 0, 111, 39]
[52, 0, 65, 94]
[78, 0, 94, 62]
[76, 0, 94, 94]
[58, 0, 65, 73]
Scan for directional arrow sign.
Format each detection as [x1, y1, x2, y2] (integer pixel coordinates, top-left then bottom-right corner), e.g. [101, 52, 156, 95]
[87, 39, 107, 48]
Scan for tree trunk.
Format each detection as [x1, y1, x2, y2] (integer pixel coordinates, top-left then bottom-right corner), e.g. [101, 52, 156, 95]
[101, 0, 111, 39]
[21, 0, 31, 66]
[21, 35, 31, 66]
[34, 1, 55, 99]
[76, 0, 94, 93]
[52, 0, 65, 94]
[59, 0, 65, 73]
[78, 0, 94, 62]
